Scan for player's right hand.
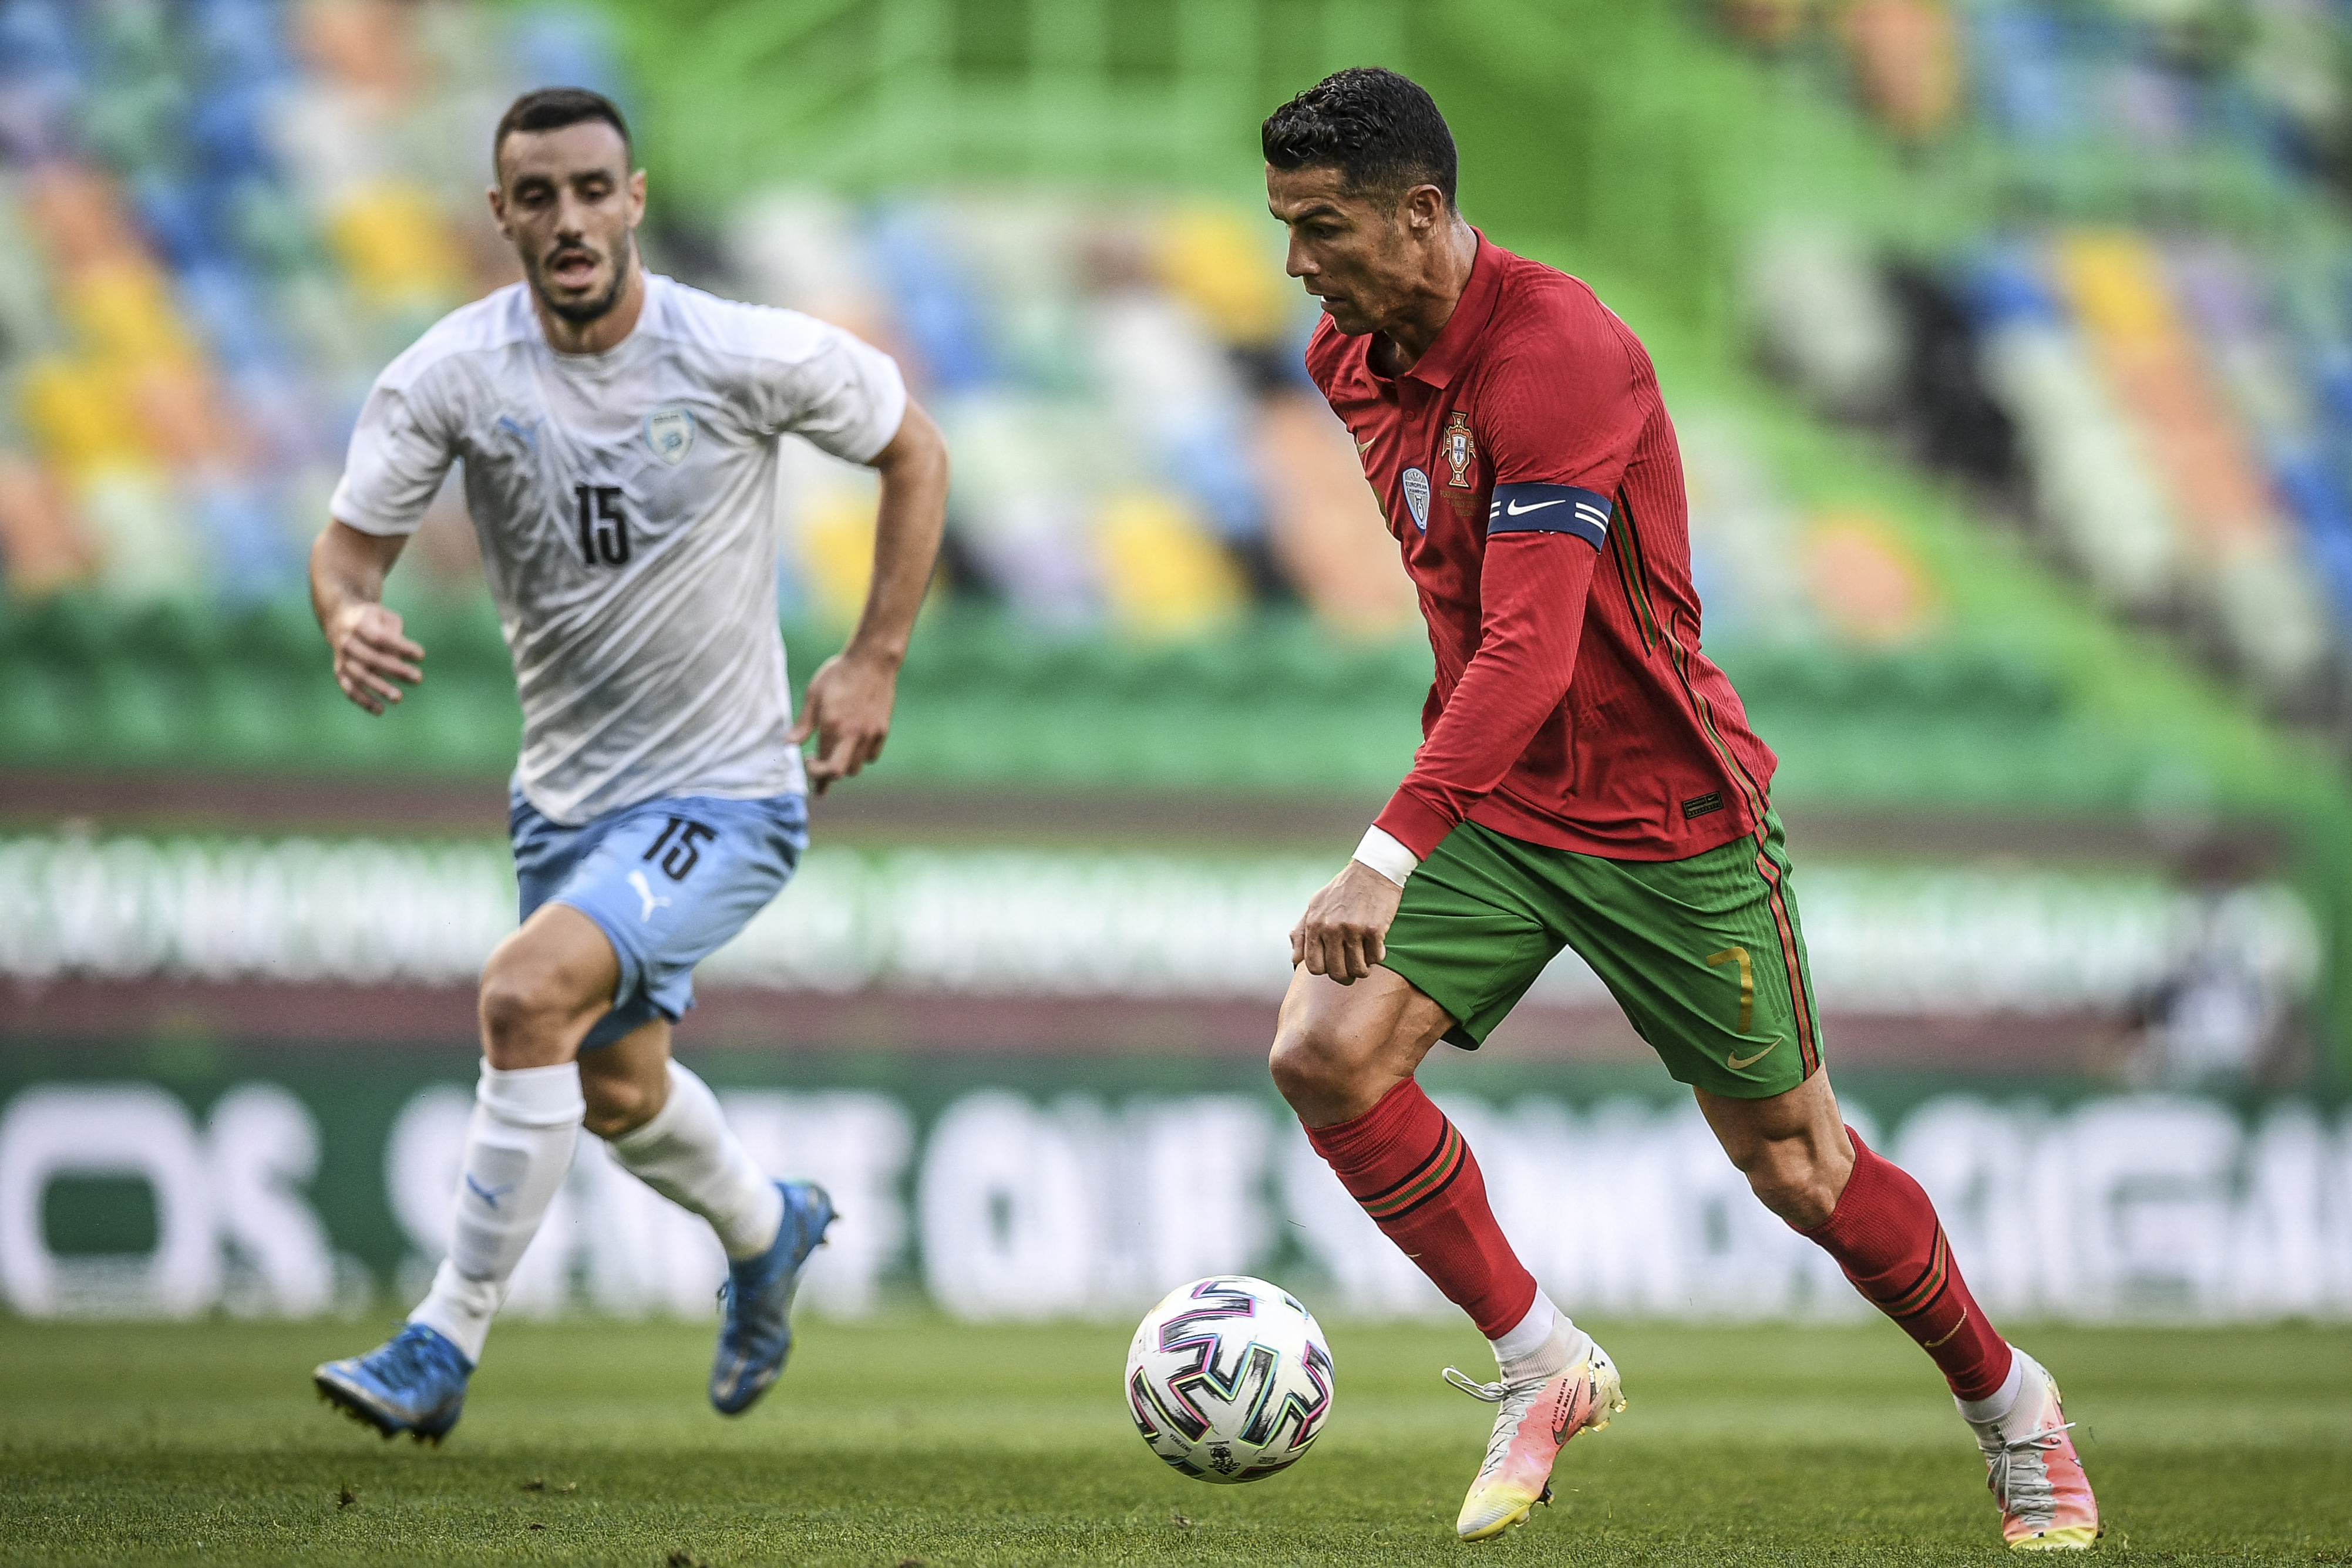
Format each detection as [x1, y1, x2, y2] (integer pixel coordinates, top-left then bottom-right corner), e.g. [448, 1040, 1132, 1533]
[327, 602, 425, 715]
[1290, 859, 1405, 984]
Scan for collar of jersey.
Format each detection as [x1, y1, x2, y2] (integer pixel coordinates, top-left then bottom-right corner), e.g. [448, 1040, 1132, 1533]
[1397, 228, 1504, 392]
[539, 273, 665, 374]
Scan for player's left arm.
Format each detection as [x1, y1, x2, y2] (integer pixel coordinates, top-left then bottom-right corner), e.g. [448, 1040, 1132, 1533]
[791, 398, 950, 793]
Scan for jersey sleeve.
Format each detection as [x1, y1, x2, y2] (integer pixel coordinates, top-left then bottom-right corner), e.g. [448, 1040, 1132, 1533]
[1476, 307, 1645, 551]
[1373, 534, 1599, 859]
[328, 371, 460, 537]
[751, 317, 909, 465]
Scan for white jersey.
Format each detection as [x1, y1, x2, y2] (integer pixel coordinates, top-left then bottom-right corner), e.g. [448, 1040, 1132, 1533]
[331, 274, 906, 825]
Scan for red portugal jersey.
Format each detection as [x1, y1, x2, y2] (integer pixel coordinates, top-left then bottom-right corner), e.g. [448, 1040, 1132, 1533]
[1306, 233, 1778, 863]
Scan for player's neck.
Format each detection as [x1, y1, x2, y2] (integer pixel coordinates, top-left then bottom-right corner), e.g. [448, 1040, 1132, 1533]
[533, 262, 648, 357]
[1371, 219, 1478, 377]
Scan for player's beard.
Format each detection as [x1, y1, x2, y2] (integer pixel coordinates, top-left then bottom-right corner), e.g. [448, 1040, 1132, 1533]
[535, 233, 636, 325]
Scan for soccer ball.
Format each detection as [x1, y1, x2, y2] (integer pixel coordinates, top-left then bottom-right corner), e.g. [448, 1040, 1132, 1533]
[1123, 1275, 1335, 1483]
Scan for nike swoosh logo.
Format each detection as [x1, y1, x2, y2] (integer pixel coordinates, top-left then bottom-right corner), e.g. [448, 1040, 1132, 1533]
[1727, 1039, 1781, 1071]
[1550, 1382, 1582, 1442]
[1355, 438, 1375, 454]
[1505, 498, 1567, 516]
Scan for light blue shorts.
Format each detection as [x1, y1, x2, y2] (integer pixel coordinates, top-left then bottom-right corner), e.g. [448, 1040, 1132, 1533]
[508, 781, 810, 1049]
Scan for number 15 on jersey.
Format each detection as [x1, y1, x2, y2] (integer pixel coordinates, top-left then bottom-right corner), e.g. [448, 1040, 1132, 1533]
[574, 483, 629, 566]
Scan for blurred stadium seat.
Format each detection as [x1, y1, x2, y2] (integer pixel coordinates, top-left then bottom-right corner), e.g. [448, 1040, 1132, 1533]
[0, 0, 2342, 1081]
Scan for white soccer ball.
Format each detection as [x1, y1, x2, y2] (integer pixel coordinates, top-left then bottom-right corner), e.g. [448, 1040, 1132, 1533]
[1123, 1274, 1335, 1483]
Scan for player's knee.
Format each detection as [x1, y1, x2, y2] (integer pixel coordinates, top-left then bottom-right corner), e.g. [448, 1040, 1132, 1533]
[478, 950, 597, 1059]
[1741, 1144, 1839, 1229]
[1268, 1019, 1365, 1115]
[477, 968, 558, 1048]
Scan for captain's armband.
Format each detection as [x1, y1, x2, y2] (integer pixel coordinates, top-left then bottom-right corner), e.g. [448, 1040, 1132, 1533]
[1487, 483, 1610, 549]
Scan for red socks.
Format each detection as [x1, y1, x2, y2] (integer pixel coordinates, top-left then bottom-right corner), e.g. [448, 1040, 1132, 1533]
[1304, 1079, 1538, 1339]
[1310, 1087, 2006, 1400]
[1802, 1126, 2013, 1402]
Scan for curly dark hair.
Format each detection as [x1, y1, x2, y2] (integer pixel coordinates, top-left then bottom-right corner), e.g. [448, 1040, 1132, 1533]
[1261, 67, 1456, 206]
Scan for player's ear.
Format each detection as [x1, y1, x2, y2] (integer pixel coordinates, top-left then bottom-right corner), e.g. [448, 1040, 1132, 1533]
[1403, 183, 1445, 234]
[626, 167, 647, 226]
[486, 182, 509, 235]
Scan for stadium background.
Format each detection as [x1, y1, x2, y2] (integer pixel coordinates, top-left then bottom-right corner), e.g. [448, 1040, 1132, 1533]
[2, 0, 2351, 1340]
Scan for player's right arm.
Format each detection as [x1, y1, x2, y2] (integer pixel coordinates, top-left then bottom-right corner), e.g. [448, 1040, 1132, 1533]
[313, 356, 462, 715]
[309, 521, 422, 715]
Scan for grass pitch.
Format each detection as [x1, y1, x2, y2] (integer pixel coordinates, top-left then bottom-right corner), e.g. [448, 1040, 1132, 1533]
[2, 1313, 2348, 1565]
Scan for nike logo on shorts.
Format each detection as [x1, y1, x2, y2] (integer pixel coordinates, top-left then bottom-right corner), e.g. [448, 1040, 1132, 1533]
[1727, 1039, 1781, 1071]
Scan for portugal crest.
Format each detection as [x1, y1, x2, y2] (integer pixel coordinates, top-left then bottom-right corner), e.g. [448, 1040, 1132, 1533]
[1443, 410, 1476, 487]
[644, 408, 696, 466]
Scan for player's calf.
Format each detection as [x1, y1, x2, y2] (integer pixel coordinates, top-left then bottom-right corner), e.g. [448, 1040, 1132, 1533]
[577, 1022, 674, 1138]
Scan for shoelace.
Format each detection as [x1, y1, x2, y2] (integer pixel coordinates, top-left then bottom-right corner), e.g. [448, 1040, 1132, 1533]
[1985, 1421, 2076, 1526]
[1442, 1367, 1506, 1402]
[368, 1328, 449, 1387]
[1443, 1365, 1550, 1485]
[712, 1207, 804, 1321]
[712, 1193, 838, 1327]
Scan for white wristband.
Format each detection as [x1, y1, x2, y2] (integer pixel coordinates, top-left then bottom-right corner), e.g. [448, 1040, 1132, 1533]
[1351, 825, 1420, 888]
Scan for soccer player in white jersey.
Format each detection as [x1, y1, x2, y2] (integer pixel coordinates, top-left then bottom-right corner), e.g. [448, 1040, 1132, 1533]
[308, 88, 948, 1441]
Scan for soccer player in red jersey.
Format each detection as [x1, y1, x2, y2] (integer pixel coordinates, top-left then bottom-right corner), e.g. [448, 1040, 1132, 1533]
[1261, 69, 2099, 1550]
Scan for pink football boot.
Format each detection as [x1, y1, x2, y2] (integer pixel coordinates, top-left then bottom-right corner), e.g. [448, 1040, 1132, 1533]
[1971, 1349, 2101, 1550]
[1445, 1331, 1624, 1542]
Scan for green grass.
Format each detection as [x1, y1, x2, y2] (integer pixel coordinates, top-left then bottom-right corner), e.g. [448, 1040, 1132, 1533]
[2, 1315, 2349, 1564]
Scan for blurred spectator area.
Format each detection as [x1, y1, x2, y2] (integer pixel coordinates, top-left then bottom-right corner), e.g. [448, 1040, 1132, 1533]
[2, 0, 2352, 1074]
[1717, 0, 2352, 736]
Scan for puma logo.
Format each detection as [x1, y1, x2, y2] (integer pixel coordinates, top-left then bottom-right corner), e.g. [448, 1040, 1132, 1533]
[465, 1174, 515, 1210]
[1727, 1038, 1781, 1071]
[627, 869, 671, 921]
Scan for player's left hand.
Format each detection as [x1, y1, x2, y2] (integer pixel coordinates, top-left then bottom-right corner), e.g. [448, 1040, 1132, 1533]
[1291, 859, 1405, 984]
[792, 649, 899, 795]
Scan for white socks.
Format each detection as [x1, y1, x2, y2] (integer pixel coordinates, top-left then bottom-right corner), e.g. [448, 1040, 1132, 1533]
[410, 1060, 585, 1365]
[1956, 1344, 2027, 1426]
[1490, 1289, 1591, 1382]
[607, 1061, 784, 1261]
[408, 1058, 783, 1364]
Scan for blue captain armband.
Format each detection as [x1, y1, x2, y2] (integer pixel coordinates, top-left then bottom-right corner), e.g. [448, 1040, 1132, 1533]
[1486, 483, 1610, 548]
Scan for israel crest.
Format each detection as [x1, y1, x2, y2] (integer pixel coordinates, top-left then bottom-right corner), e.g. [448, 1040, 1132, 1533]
[1443, 410, 1476, 487]
[643, 408, 695, 466]
[1401, 466, 1431, 531]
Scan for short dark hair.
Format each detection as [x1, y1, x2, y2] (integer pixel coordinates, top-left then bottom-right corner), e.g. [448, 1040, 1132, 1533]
[494, 87, 632, 173]
[1261, 68, 1456, 206]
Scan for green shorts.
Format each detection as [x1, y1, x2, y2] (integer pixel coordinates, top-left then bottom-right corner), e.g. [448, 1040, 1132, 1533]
[1379, 810, 1823, 1099]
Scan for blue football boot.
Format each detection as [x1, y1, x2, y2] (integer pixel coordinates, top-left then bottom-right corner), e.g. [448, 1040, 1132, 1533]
[709, 1179, 835, 1415]
[314, 1322, 474, 1444]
